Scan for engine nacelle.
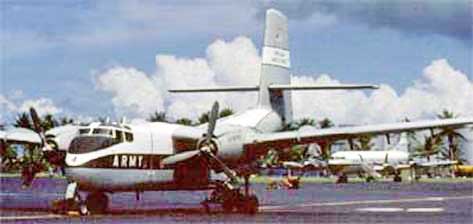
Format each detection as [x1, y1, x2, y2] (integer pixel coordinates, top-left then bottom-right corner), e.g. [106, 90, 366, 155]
[215, 126, 256, 163]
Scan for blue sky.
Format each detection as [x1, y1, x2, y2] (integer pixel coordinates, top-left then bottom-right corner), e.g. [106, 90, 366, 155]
[0, 0, 471, 123]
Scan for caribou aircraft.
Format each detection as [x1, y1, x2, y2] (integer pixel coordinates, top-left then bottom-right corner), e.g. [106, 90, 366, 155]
[327, 133, 458, 183]
[1, 9, 472, 215]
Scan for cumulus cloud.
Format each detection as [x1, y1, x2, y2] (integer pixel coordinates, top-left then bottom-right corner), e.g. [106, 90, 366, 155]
[0, 95, 63, 123]
[292, 59, 473, 124]
[95, 67, 164, 118]
[95, 37, 472, 124]
[95, 36, 259, 120]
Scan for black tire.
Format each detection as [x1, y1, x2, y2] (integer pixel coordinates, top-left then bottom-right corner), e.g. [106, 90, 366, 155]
[222, 198, 235, 213]
[86, 192, 108, 214]
[393, 176, 402, 182]
[245, 195, 259, 214]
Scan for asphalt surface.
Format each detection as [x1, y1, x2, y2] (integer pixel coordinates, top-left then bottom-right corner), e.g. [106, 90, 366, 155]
[1, 177, 472, 223]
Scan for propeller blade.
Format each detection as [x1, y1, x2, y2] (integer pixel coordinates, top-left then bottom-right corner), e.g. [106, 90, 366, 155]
[29, 108, 43, 133]
[206, 101, 219, 142]
[161, 150, 200, 166]
[29, 108, 52, 151]
[200, 146, 239, 183]
[358, 154, 364, 162]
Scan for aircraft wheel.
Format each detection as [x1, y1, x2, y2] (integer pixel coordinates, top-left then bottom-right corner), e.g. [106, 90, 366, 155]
[336, 175, 348, 184]
[222, 197, 236, 213]
[393, 175, 402, 182]
[237, 195, 259, 214]
[85, 192, 108, 214]
[366, 176, 375, 183]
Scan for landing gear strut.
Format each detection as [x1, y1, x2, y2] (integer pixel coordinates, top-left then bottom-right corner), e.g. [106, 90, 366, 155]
[203, 175, 259, 214]
[51, 182, 109, 215]
[393, 175, 402, 182]
[336, 174, 348, 184]
[84, 192, 109, 214]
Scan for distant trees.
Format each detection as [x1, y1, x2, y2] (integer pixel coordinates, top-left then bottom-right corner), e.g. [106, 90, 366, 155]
[148, 111, 167, 122]
[436, 110, 466, 162]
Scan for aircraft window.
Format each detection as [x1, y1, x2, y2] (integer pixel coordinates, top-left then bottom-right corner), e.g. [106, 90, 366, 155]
[79, 129, 90, 135]
[93, 128, 112, 136]
[69, 136, 115, 154]
[125, 132, 133, 142]
[115, 130, 123, 142]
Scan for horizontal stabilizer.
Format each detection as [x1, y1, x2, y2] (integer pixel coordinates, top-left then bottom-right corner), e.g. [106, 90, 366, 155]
[268, 84, 379, 91]
[169, 84, 378, 93]
[168, 86, 259, 93]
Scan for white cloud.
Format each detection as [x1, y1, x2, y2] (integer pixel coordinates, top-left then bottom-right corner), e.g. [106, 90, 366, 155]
[292, 59, 473, 124]
[0, 95, 62, 123]
[18, 98, 62, 117]
[95, 36, 260, 120]
[95, 37, 472, 125]
[95, 67, 164, 118]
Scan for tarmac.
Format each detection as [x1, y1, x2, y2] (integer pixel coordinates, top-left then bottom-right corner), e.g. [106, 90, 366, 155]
[1, 177, 472, 223]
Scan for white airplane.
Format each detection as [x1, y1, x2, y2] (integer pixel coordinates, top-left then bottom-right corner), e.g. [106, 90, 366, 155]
[1, 9, 472, 215]
[327, 134, 458, 183]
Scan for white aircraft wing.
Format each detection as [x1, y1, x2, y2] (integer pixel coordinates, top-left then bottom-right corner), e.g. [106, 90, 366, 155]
[0, 128, 41, 144]
[415, 160, 458, 168]
[245, 118, 473, 151]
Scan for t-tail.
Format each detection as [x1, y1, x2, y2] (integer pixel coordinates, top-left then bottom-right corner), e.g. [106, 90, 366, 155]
[169, 8, 378, 124]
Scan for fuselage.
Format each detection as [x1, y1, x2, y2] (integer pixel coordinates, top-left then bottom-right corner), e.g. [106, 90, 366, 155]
[64, 107, 283, 192]
[328, 150, 409, 175]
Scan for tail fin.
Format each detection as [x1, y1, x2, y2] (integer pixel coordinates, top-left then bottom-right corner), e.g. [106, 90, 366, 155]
[257, 9, 292, 123]
[168, 9, 377, 125]
[394, 133, 409, 152]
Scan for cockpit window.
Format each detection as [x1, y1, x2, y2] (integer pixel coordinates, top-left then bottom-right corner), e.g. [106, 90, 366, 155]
[79, 128, 91, 135]
[125, 132, 133, 142]
[69, 136, 115, 154]
[92, 128, 112, 136]
[115, 130, 123, 143]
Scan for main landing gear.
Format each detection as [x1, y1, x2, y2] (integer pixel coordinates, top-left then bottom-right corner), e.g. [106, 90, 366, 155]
[202, 175, 259, 214]
[393, 175, 402, 182]
[336, 174, 348, 184]
[51, 182, 109, 215]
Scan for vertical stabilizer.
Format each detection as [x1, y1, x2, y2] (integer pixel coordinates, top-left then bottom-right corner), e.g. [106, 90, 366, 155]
[258, 9, 293, 123]
[394, 133, 409, 153]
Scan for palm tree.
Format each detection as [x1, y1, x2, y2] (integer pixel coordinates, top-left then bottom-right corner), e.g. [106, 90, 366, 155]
[59, 117, 74, 125]
[354, 135, 374, 150]
[148, 111, 167, 122]
[198, 111, 210, 124]
[175, 118, 193, 126]
[318, 118, 334, 129]
[412, 134, 443, 162]
[437, 110, 465, 161]
[219, 108, 234, 118]
[14, 112, 33, 129]
[41, 114, 58, 131]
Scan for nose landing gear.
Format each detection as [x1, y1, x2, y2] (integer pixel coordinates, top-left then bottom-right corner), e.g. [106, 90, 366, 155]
[51, 182, 109, 216]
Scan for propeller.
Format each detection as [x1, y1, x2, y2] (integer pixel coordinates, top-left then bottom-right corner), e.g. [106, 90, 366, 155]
[358, 154, 382, 179]
[20, 108, 66, 187]
[161, 102, 240, 187]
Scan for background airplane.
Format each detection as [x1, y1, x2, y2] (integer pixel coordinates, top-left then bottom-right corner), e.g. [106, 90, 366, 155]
[1, 9, 472, 216]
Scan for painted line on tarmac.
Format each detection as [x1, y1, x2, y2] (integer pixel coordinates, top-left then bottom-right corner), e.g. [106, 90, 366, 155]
[0, 192, 61, 197]
[356, 207, 444, 213]
[261, 195, 473, 210]
[0, 214, 64, 221]
[406, 208, 445, 212]
[356, 207, 404, 212]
